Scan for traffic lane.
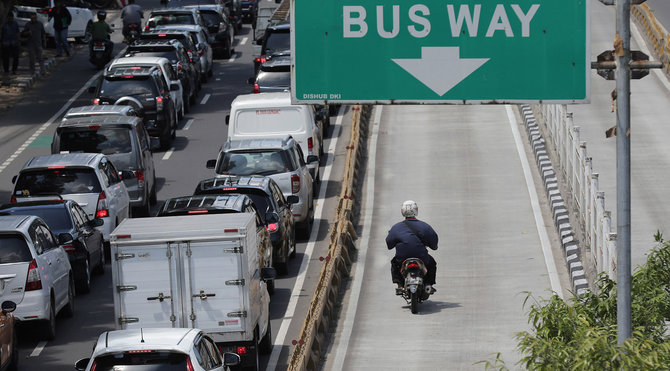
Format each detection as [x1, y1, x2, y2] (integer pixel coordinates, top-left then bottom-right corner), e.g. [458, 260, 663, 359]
[332, 105, 561, 369]
[647, 0, 670, 28]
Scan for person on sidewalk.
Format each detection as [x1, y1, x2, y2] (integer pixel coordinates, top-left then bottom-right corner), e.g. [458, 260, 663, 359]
[50, 2, 72, 57]
[1, 13, 20, 74]
[22, 13, 46, 74]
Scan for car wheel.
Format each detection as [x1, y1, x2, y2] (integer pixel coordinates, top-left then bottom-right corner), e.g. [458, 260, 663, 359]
[93, 243, 105, 275]
[298, 207, 314, 240]
[159, 130, 172, 150]
[266, 279, 274, 295]
[78, 22, 93, 44]
[76, 258, 91, 294]
[289, 230, 297, 259]
[63, 276, 75, 317]
[43, 297, 56, 340]
[179, 101, 185, 120]
[259, 322, 272, 354]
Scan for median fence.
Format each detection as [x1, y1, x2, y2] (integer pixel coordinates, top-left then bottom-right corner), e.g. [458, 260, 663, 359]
[287, 105, 371, 371]
[632, 4, 670, 78]
[523, 104, 617, 283]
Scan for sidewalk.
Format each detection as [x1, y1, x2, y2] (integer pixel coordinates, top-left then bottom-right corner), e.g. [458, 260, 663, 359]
[0, 42, 84, 112]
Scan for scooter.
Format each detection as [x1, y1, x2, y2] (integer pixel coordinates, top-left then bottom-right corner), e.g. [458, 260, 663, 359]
[89, 39, 112, 69]
[125, 23, 140, 44]
[398, 257, 432, 314]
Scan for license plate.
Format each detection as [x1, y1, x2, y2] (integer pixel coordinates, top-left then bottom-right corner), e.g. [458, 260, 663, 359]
[93, 44, 105, 51]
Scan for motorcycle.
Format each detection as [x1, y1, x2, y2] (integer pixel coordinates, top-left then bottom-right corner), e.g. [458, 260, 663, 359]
[125, 23, 140, 44]
[89, 39, 112, 69]
[398, 257, 432, 314]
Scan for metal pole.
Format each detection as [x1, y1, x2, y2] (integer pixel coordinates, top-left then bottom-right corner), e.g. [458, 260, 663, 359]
[616, 0, 632, 344]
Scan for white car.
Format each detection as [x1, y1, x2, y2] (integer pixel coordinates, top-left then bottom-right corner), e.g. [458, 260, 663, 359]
[13, 0, 94, 42]
[108, 56, 186, 121]
[154, 24, 214, 81]
[11, 153, 132, 244]
[0, 215, 74, 340]
[74, 328, 241, 371]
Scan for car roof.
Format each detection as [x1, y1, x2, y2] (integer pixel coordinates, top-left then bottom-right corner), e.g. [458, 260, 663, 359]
[0, 200, 70, 211]
[231, 92, 292, 108]
[58, 115, 142, 128]
[21, 153, 104, 170]
[65, 105, 135, 117]
[105, 65, 159, 78]
[94, 328, 200, 354]
[150, 7, 199, 14]
[0, 214, 37, 232]
[224, 137, 292, 151]
[196, 175, 274, 193]
[154, 24, 203, 32]
[110, 56, 172, 68]
[129, 39, 182, 49]
[159, 194, 249, 215]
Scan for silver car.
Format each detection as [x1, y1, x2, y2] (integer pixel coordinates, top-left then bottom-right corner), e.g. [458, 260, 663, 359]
[154, 24, 214, 81]
[206, 136, 317, 238]
[11, 153, 132, 243]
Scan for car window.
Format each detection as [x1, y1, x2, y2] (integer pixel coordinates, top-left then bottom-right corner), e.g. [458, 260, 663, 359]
[15, 168, 102, 196]
[129, 49, 180, 62]
[29, 224, 43, 255]
[73, 204, 90, 225]
[263, 31, 290, 55]
[149, 13, 196, 26]
[154, 71, 167, 94]
[100, 77, 158, 98]
[293, 145, 306, 166]
[59, 127, 132, 155]
[0, 234, 32, 263]
[194, 339, 213, 369]
[103, 160, 121, 184]
[136, 125, 150, 151]
[92, 351, 189, 370]
[270, 182, 285, 209]
[200, 12, 222, 27]
[37, 224, 57, 250]
[203, 336, 222, 367]
[2, 207, 73, 231]
[256, 71, 290, 90]
[164, 63, 178, 81]
[219, 150, 291, 176]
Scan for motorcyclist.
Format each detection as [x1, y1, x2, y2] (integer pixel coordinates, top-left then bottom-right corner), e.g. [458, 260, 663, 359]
[121, 0, 143, 42]
[90, 10, 113, 59]
[385, 200, 438, 295]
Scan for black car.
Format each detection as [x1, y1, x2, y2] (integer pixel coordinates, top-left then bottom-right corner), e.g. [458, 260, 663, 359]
[0, 200, 105, 294]
[90, 64, 178, 149]
[240, 0, 256, 23]
[139, 29, 202, 78]
[253, 21, 289, 75]
[194, 176, 297, 274]
[194, 5, 234, 58]
[126, 39, 200, 108]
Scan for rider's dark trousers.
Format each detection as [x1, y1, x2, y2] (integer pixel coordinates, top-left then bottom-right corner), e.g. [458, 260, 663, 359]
[391, 255, 436, 286]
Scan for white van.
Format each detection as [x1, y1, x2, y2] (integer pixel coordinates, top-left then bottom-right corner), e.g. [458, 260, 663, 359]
[226, 92, 322, 182]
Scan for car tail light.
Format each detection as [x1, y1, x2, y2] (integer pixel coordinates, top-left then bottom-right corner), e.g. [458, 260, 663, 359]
[91, 362, 97, 371]
[134, 170, 145, 187]
[266, 223, 278, 233]
[237, 346, 248, 354]
[96, 191, 109, 218]
[291, 174, 300, 194]
[253, 83, 260, 94]
[187, 50, 194, 62]
[176, 62, 183, 73]
[93, 98, 101, 105]
[255, 57, 267, 65]
[25, 259, 42, 291]
[155, 96, 164, 111]
[307, 137, 313, 150]
[62, 243, 76, 255]
[144, 24, 150, 31]
[188, 210, 208, 214]
[10, 195, 16, 203]
[186, 356, 195, 371]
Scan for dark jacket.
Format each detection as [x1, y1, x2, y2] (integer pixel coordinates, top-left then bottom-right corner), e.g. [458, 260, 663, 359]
[51, 7, 72, 31]
[385, 218, 438, 263]
[1, 19, 20, 47]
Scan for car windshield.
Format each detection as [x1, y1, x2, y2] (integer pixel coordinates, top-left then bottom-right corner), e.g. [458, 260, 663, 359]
[129, 50, 179, 62]
[149, 14, 196, 26]
[59, 127, 132, 155]
[200, 11, 222, 26]
[264, 32, 290, 54]
[256, 71, 290, 90]
[92, 351, 189, 371]
[0, 234, 32, 264]
[2, 208, 73, 231]
[14, 0, 48, 7]
[100, 78, 156, 98]
[15, 168, 102, 196]
[217, 150, 292, 176]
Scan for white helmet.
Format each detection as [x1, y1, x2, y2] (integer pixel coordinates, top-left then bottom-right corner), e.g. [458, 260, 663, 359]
[401, 200, 418, 218]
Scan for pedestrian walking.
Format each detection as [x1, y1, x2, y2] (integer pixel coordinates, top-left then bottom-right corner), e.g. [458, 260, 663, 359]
[50, 2, 71, 56]
[1, 13, 20, 74]
[23, 13, 46, 74]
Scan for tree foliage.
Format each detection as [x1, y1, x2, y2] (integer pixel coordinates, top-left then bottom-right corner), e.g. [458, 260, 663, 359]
[479, 233, 670, 370]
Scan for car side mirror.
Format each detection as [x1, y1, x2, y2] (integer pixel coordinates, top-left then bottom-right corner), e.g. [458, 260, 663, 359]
[225, 114, 230, 125]
[265, 212, 279, 224]
[306, 155, 319, 164]
[206, 159, 217, 169]
[1, 301, 16, 314]
[58, 233, 74, 245]
[169, 83, 180, 91]
[261, 267, 277, 281]
[286, 195, 299, 205]
[223, 353, 241, 367]
[89, 218, 104, 227]
[74, 358, 91, 371]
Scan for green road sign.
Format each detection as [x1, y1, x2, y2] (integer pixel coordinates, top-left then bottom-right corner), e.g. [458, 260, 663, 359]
[292, 0, 589, 104]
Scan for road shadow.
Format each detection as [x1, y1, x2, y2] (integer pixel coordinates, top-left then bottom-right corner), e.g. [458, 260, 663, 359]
[400, 300, 462, 315]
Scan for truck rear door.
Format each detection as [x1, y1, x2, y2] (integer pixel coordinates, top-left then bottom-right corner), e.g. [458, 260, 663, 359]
[182, 239, 246, 335]
[114, 241, 181, 329]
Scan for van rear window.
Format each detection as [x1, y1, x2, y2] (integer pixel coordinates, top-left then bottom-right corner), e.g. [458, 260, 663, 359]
[0, 234, 32, 263]
[235, 108, 303, 134]
[59, 127, 132, 155]
[15, 169, 102, 196]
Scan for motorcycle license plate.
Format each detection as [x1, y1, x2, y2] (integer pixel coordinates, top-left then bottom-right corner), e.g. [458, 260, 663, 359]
[405, 276, 422, 285]
[93, 44, 105, 51]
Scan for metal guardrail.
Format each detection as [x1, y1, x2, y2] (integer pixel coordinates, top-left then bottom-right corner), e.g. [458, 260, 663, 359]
[632, 4, 670, 77]
[287, 105, 371, 371]
[530, 105, 617, 279]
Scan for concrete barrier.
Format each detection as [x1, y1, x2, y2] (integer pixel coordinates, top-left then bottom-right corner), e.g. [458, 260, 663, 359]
[287, 105, 371, 371]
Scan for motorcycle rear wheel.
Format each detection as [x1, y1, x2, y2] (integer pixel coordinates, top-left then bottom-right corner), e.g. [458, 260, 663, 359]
[410, 291, 419, 314]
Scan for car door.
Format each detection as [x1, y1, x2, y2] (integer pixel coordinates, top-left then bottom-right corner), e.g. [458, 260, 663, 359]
[72, 203, 103, 265]
[198, 30, 213, 71]
[64, 0, 85, 35]
[270, 182, 292, 243]
[135, 123, 156, 198]
[101, 158, 130, 222]
[35, 222, 68, 309]
[162, 63, 183, 113]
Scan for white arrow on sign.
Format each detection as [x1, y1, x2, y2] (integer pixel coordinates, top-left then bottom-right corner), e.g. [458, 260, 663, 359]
[392, 47, 490, 96]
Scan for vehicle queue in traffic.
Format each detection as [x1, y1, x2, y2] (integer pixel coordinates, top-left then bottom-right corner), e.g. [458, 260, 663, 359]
[0, 0, 328, 369]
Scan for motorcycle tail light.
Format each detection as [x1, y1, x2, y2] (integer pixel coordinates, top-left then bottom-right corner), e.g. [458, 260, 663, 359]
[266, 222, 278, 233]
[408, 263, 419, 268]
[25, 259, 42, 291]
[291, 174, 300, 194]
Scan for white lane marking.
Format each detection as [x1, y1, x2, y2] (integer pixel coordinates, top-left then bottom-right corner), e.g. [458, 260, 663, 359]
[215, 78, 221, 81]
[200, 94, 211, 105]
[228, 52, 237, 62]
[182, 118, 194, 131]
[330, 106, 381, 370]
[240, 37, 248, 46]
[266, 109, 345, 370]
[0, 46, 129, 175]
[506, 105, 563, 298]
[162, 148, 175, 160]
[29, 341, 47, 357]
